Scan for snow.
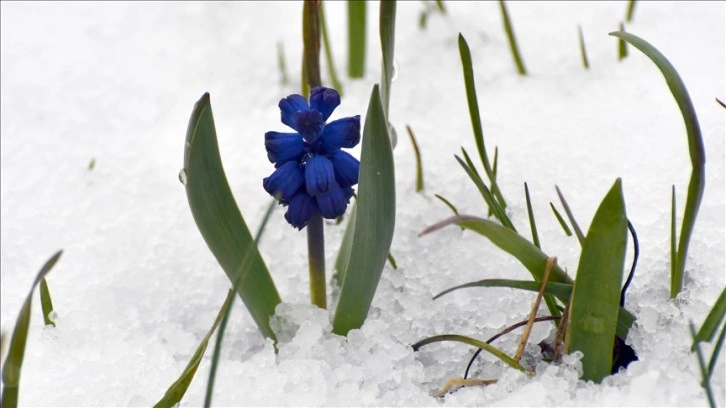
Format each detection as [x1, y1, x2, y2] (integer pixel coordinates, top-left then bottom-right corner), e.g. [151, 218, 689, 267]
[1, 1, 724, 406]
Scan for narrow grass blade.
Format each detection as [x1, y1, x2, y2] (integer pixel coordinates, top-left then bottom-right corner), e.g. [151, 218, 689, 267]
[319, 3, 343, 93]
[277, 42, 289, 85]
[550, 202, 573, 237]
[434, 279, 573, 302]
[611, 31, 706, 298]
[707, 321, 726, 379]
[1, 250, 62, 408]
[578, 25, 590, 69]
[626, 0, 637, 22]
[434, 194, 459, 216]
[670, 185, 677, 287]
[39, 278, 55, 327]
[717, 98, 726, 109]
[203, 199, 276, 408]
[303, 0, 322, 91]
[412, 334, 525, 372]
[387, 252, 398, 270]
[692, 288, 726, 349]
[457, 151, 514, 230]
[347, 0, 366, 78]
[690, 322, 717, 408]
[88, 158, 96, 171]
[379, 0, 396, 117]
[458, 34, 507, 210]
[617, 23, 628, 60]
[555, 186, 585, 245]
[567, 179, 628, 383]
[406, 125, 424, 192]
[183, 93, 281, 340]
[435, 0, 446, 13]
[488, 147, 499, 217]
[333, 85, 396, 335]
[153, 290, 234, 408]
[498, 0, 527, 75]
[524, 183, 540, 249]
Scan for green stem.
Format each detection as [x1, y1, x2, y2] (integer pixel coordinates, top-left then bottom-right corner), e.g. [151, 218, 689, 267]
[303, 0, 322, 92]
[308, 212, 327, 309]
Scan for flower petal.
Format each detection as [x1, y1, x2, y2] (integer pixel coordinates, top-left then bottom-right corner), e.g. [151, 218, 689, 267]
[315, 185, 350, 219]
[284, 191, 315, 230]
[293, 110, 324, 143]
[262, 161, 304, 202]
[304, 155, 336, 196]
[320, 116, 361, 152]
[264, 131, 304, 166]
[279, 94, 309, 130]
[330, 150, 360, 188]
[309, 87, 340, 121]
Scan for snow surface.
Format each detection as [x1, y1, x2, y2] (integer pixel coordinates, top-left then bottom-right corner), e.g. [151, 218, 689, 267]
[1, 1, 724, 406]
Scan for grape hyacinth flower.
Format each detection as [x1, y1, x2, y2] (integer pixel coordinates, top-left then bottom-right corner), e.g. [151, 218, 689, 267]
[263, 87, 361, 230]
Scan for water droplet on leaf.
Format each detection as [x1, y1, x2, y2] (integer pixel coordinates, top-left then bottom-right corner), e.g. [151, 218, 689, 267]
[178, 169, 187, 185]
[392, 58, 400, 82]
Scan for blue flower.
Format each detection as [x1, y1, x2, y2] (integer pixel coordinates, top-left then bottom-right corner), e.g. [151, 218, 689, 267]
[263, 87, 360, 230]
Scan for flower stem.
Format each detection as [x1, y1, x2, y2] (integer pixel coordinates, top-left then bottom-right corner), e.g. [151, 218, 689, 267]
[307, 211, 327, 309]
[303, 0, 322, 93]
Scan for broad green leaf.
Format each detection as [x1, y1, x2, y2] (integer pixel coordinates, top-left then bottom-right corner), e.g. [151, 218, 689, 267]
[153, 290, 234, 408]
[434, 279, 573, 301]
[183, 93, 281, 340]
[39, 278, 55, 327]
[333, 203, 357, 288]
[458, 34, 507, 210]
[567, 179, 628, 383]
[498, 0, 527, 75]
[347, 0, 366, 78]
[610, 31, 706, 299]
[421, 214, 637, 341]
[1, 250, 62, 408]
[333, 85, 396, 335]
[411, 334, 525, 372]
[692, 288, 726, 349]
[204, 199, 277, 408]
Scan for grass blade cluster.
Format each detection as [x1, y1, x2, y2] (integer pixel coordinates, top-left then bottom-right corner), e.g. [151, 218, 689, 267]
[458, 34, 507, 212]
[333, 85, 396, 335]
[566, 179, 628, 383]
[183, 93, 281, 340]
[153, 290, 234, 408]
[498, 0, 527, 75]
[1, 250, 63, 408]
[610, 31, 706, 298]
[347, 0, 366, 78]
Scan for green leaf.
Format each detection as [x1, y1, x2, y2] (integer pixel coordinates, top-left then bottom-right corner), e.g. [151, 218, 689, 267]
[333, 203, 357, 288]
[434, 194, 459, 216]
[153, 290, 234, 408]
[457, 34, 507, 210]
[567, 179, 628, 383]
[524, 183, 540, 249]
[625, 0, 637, 22]
[411, 334, 525, 372]
[39, 278, 55, 327]
[692, 288, 726, 349]
[690, 322, 717, 408]
[617, 23, 628, 60]
[347, 0, 366, 78]
[183, 93, 281, 340]
[421, 214, 638, 341]
[1, 250, 63, 408]
[276, 42, 289, 85]
[333, 85, 396, 335]
[498, 0, 527, 75]
[379, 0, 396, 118]
[708, 321, 726, 380]
[434, 279, 573, 301]
[609, 31, 705, 299]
